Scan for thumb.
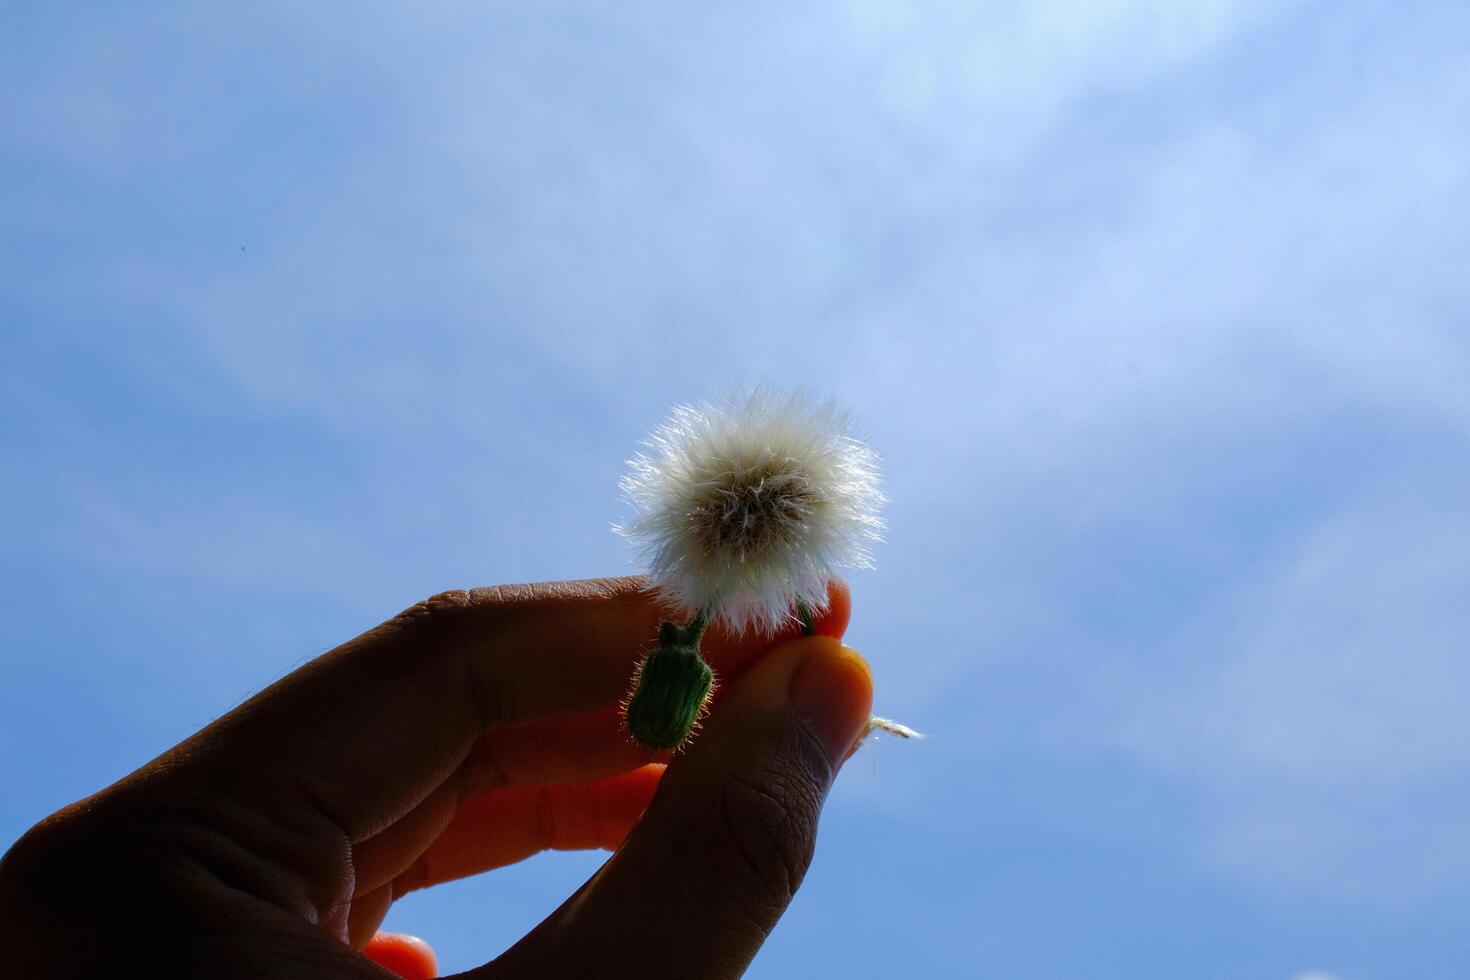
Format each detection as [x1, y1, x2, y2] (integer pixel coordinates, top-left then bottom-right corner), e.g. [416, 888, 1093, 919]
[482, 636, 873, 980]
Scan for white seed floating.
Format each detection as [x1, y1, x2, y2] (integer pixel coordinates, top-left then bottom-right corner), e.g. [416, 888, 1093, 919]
[862, 716, 925, 741]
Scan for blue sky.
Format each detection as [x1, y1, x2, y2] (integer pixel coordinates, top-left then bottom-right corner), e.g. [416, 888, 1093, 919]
[4, 2, 1470, 976]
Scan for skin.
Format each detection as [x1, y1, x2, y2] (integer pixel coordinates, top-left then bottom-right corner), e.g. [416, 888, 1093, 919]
[0, 577, 874, 978]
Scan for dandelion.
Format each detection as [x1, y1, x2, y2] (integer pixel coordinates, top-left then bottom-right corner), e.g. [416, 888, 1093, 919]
[617, 388, 884, 634]
[616, 388, 905, 749]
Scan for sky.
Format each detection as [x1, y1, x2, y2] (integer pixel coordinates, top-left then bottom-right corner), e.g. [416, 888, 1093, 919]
[3, 1, 1469, 976]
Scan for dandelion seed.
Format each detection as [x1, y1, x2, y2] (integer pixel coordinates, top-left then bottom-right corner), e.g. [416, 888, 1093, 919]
[616, 388, 884, 635]
[862, 716, 924, 741]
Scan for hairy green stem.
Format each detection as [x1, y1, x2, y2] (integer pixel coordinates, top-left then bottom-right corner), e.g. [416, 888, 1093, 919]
[627, 607, 716, 749]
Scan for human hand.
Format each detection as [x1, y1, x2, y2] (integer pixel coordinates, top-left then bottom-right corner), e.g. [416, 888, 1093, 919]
[0, 578, 873, 978]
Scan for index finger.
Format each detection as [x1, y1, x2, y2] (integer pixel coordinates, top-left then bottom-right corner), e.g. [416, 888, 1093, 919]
[143, 577, 850, 842]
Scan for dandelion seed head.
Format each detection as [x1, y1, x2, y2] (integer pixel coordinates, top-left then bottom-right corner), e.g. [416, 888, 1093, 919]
[616, 388, 884, 634]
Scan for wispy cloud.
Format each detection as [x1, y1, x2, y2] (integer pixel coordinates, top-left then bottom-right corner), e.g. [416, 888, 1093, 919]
[1102, 482, 1470, 899]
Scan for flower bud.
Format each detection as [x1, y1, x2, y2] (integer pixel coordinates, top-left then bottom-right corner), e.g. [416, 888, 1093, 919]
[625, 639, 715, 750]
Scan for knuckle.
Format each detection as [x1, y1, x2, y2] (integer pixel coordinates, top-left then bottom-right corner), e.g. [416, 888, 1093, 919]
[724, 776, 816, 903]
[394, 588, 473, 627]
[382, 589, 476, 652]
[693, 742, 827, 929]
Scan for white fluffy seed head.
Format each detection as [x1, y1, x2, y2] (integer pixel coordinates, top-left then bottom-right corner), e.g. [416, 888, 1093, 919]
[615, 388, 885, 634]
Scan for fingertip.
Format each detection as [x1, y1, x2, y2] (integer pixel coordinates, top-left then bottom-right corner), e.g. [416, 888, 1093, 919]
[596, 763, 666, 848]
[788, 645, 874, 767]
[598, 762, 667, 831]
[689, 581, 854, 698]
[811, 580, 852, 639]
[702, 634, 844, 718]
[364, 932, 438, 979]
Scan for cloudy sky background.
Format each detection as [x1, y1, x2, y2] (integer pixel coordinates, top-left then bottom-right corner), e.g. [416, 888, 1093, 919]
[4, 1, 1469, 976]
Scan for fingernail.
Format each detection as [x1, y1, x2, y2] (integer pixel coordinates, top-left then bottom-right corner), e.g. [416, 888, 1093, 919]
[788, 647, 874, 767]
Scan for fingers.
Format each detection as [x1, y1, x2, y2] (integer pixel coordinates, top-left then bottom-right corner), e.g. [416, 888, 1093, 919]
[349, 767, 665, 951]
[481, 636, 874, 980]
[393, 765, 666, 895]
[152, 578, 849, 845]
[350, 765, 666, 942]
[438, 578, 850, 728]
[456, 708, 664, 798]
[347, 885, 395, 949]
[364, 933, 438, 979]
[351, 780, 463, 904]
[349, 708, 664, 902]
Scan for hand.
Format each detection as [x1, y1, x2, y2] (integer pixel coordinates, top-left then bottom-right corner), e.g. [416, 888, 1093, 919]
[0, 578, 874, 978]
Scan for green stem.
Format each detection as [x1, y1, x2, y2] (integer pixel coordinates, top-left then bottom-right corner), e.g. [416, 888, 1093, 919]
[685, 605, 711, 644]
[657, 605, 712, 649]
[795, 596, 815, 636]
[628, 606, 717, 750]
